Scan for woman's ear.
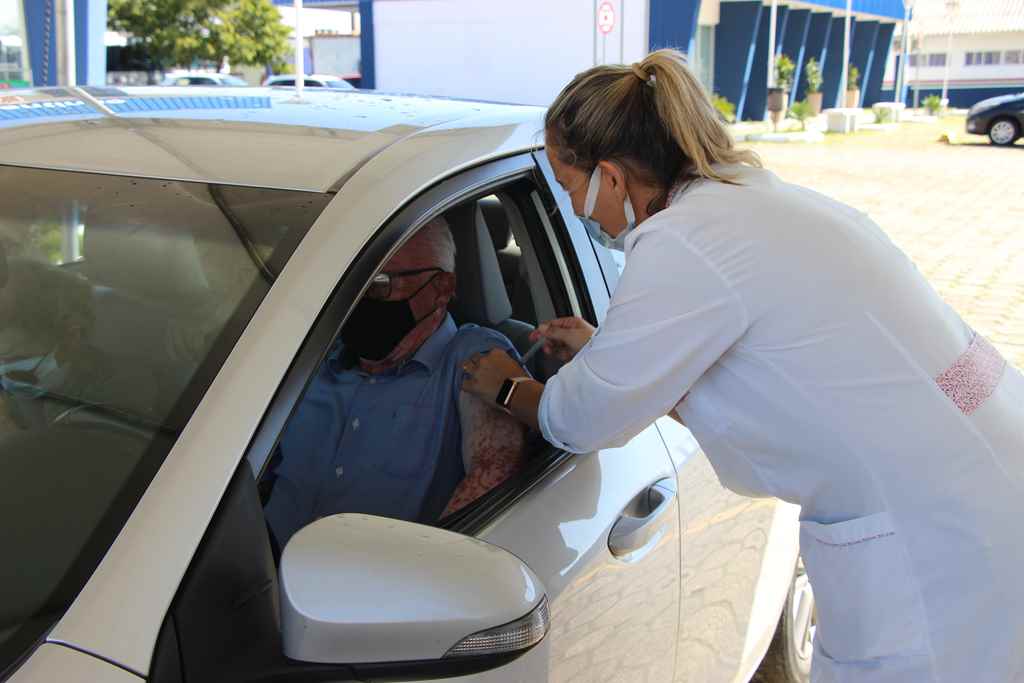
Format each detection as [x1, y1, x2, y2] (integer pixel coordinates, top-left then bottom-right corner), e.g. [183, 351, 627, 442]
[597, 160, 628, 199]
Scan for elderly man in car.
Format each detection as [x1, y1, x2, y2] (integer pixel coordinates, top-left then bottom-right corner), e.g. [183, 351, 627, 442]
[263, 217, 527, 547]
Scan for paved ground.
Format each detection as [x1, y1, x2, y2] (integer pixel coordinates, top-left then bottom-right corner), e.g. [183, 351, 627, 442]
[743, 117, 1024, 370]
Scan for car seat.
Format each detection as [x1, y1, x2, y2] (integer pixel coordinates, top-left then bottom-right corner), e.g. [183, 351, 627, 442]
[446, 202, 535, 356]
[477, 197, 536, 325]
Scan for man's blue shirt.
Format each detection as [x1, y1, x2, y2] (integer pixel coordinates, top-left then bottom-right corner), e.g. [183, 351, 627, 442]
[264, 315, 516, 546]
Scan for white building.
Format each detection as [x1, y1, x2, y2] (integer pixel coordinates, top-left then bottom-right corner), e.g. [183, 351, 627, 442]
[369, 0, 907, 120]
[884, 0, 1024, 107]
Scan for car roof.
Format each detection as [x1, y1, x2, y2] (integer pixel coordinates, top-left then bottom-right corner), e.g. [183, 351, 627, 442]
[0, 86, 544, 192]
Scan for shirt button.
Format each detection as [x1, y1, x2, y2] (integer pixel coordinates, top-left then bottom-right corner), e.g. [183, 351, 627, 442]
[335, 465, 344, 478]
[352, 418, 360, 430]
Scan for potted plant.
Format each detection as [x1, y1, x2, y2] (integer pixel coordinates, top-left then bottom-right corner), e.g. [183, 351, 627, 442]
[768, 54, 796, 114]
[923, 94, 942, 116]
[804, 58, 823, 115]
[845, 64, 861, 108]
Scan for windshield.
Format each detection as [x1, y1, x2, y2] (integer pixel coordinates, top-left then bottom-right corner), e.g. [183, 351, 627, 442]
[0, 166, 330, 674]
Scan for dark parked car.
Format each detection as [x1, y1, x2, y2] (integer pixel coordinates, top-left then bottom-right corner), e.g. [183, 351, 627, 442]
[966, 92, 1023, 146]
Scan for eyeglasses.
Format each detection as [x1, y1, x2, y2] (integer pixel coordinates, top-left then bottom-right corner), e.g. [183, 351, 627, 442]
[367, 267, 444, 300]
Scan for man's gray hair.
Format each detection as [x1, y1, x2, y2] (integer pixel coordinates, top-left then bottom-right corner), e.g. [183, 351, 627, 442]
[414, 216, 456, 273]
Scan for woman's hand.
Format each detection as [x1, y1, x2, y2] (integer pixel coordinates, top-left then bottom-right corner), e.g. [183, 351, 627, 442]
[531, 316, 595, 362]
[462, 348, 524, 405]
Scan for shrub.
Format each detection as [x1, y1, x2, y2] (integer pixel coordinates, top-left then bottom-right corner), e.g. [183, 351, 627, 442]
[873, 105, 894, 123]
[775, 54, 796, 92]
[923, 94, 942, 115]
[847, 64, 861, 91]
[804, 58, 823, 94]
[712, 94, 736, 123]
[789, 100, 813, 131]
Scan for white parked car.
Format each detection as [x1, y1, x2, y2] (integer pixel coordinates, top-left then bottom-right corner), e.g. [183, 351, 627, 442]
[160, 71, 250, 87]
[265, 73, 355, 89]
[0, 86, 813, 683]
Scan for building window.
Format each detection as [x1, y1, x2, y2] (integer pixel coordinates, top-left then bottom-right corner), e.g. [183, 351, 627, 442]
[1005, 50, 1022, 65]
[966, 51, 1002, 66]
[909, 53, 947, 67]
[0, 0, 32, 86]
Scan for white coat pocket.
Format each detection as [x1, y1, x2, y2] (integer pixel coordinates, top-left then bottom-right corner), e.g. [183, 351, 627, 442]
[799, 511, 929, 663]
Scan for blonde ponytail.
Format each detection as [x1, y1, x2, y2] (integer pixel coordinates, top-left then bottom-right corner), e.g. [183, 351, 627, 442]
[641, 50, 761, 182]
[545, 49, 760, 209]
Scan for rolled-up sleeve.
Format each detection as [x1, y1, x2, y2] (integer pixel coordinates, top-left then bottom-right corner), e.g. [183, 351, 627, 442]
[539, 229, 748, 453]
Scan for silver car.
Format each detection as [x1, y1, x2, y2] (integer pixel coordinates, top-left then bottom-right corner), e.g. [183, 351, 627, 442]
[0, 86, 813, 683]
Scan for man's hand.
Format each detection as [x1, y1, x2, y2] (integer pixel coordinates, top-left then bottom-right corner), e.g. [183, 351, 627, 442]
[531, 316, 595, 362]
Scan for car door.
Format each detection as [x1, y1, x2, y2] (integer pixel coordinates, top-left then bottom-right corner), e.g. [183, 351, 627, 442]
[532, 151, 801, 682]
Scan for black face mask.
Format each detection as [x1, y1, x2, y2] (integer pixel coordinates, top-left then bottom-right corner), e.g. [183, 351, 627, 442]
[340, 274, 441, 361]
[340, 297, 417, 361]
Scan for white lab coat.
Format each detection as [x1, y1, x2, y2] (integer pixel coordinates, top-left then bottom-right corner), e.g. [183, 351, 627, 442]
[539, 164, 1024, 682]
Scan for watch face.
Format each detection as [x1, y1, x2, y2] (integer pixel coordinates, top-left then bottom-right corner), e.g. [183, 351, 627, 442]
[497, 378, 514, 406]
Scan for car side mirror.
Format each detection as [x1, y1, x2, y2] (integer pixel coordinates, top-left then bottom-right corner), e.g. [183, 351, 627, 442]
[280, 513, 549, 668]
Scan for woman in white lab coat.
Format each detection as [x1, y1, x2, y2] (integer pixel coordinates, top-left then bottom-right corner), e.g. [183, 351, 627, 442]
[462, 49, 1024, 683]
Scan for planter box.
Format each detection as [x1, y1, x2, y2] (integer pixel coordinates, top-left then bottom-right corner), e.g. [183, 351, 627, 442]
[873, 102, 906, 123]
[845, 88, 861, 108]
[825, 108, 859, 134]
[807, 92, 823, 115]
[767, 88, 788, 113]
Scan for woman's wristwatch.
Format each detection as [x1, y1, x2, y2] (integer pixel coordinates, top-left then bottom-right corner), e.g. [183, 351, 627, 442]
[495, 376, 531, 414]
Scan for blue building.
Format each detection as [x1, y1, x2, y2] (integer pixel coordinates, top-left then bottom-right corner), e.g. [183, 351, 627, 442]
[333, 0, 909, 118]
[651, 0, 907, 120]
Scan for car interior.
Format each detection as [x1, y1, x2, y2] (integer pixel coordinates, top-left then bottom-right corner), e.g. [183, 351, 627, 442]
[255, 183, 582, 545]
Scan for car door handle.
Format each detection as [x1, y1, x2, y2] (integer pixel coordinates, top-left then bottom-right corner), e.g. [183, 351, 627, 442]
[608, 478, 677, 558]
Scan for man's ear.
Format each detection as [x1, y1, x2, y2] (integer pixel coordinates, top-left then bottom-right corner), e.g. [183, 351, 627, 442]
[435, 271, 457, 298]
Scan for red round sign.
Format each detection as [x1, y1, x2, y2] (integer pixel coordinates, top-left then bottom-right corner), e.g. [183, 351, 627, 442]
[597, 1, 615, 34]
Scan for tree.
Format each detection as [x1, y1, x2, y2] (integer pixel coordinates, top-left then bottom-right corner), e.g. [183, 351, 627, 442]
[108, 0, 291, 71]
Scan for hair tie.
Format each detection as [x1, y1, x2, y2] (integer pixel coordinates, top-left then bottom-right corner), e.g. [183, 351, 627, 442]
[631, 63, 651, 84]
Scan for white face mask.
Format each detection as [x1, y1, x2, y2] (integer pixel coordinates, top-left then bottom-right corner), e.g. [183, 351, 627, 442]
[579, 165, 636, 252]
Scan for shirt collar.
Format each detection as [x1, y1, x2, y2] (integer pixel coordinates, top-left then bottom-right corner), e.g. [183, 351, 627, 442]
[402, 314, 456, 373]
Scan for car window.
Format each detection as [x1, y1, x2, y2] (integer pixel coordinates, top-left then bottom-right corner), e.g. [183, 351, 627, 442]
[324, 79, 353, 90]
[256, 172, 585, 549]
[269, 78, 293, 86]
[222, 75, 248, 86]
[188, 77, 217, 85]
[0, 166, 331, 675]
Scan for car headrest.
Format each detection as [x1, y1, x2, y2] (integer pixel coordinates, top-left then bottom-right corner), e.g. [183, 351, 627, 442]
[478, 196, 511, 251]
[81, 183, 242, 305]
[448, 202, 513, 328]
